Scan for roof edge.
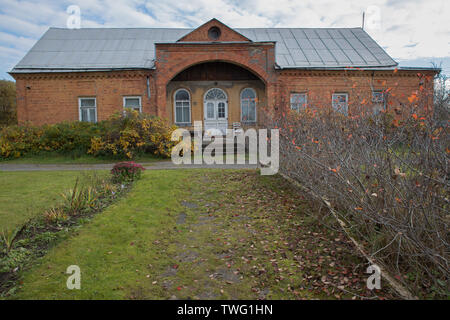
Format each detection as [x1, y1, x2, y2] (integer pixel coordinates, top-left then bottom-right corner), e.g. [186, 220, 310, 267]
[359, 28, 398, 66]
[9, 67, 155, 74]
[278, 65, 440, 72]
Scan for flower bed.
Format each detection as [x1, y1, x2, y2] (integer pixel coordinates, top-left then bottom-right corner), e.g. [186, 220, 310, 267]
[111, 161, 146, 184]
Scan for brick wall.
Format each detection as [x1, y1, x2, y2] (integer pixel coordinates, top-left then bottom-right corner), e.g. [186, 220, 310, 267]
[277, 69, 435, 118]
[14, 70, 155, 125]
[12, 57, 435, 126]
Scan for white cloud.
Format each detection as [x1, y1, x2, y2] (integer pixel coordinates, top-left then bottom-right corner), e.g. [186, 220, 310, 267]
[0, 0, 449, 80]
[0, 31, 35, 50]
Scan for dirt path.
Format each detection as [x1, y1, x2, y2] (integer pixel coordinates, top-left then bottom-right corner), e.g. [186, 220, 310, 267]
[133, 171, 389, 300]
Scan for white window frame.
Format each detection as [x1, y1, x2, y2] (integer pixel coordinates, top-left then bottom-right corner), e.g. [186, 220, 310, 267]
[78, 97, 97, 123]
[174, 88, 191, 125]
[372, 90, 386, 114]
[332, 93, 349, 115]
[372, 90, 385, 103]
[240, 88, 257, 123]
[290, 93, 308, 112]
[123, 96, 142, 112]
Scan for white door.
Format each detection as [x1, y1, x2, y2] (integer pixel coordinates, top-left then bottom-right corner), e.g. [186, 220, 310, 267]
[204, 88, 228, 135]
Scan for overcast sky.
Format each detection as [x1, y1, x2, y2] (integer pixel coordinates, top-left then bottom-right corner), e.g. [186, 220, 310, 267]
[0, 0, 449, 80]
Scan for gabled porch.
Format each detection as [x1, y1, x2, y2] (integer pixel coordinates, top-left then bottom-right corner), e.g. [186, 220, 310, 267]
[166, 61, 266, 134]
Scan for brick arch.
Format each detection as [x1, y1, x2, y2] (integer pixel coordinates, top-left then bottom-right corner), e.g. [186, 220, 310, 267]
[155, 53, 273, 118]
[165, 58, 270, 85]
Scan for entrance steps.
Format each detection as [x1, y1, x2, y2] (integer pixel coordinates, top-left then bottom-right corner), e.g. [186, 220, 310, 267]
[200, 137, 246, 155]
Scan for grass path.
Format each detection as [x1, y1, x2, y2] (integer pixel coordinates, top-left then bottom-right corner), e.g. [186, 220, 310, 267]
[12, 169, 388, 299]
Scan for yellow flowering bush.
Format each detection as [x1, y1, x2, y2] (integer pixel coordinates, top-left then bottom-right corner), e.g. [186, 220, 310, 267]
[0, 121, 101, 159]
[1, 111, 177, 160]
[0, 125, 44, 158]
[87, 110, 177, 159]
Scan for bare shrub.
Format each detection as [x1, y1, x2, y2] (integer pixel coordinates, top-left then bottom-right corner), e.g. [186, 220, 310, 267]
[262, 87, 449, 298]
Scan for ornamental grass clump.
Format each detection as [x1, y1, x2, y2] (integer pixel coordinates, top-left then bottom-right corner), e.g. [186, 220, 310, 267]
[111, 161, 146, 184]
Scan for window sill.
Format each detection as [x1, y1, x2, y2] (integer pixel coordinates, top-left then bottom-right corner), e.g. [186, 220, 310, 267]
[175, 123, 192, 127]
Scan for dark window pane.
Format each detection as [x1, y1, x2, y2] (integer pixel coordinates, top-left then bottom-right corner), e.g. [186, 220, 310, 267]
[248, 102, 256, 121]
[80, 98, 95, 107]
[175, 107, 183, 123]
[183, 107, 190, 122]
[175, 90, 189, 101]
[241, 88, 256, 100]
[125, 98, 140, 108]
[332, 94, 348, 115]
[207, 102, 214, 119]
[218, 102, 225, 118]
[81, 108, 88, 122]
[242, 105, 248, 121]
[89, 108, 96, 122]
[290, 94, 307, 111]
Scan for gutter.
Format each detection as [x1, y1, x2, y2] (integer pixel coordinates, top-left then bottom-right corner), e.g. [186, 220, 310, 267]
[277, 65, 440, 72]
[9, 65, 440, 75]
[9, 67, 155, 75]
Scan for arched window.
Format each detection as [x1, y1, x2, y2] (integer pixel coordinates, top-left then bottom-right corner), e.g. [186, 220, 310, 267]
[174, 89, 191, 124]
[240, 88, 257, 123]
[205, 88, 227, 101]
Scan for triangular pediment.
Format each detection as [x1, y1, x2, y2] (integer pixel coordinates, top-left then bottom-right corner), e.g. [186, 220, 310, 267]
[177, 18, 251, 42]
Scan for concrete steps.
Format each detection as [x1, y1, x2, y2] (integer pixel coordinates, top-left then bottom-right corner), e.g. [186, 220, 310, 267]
[201, 137, 246, 155]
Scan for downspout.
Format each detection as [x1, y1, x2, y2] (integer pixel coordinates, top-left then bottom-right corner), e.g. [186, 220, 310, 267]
[146, 75, 152, 115]
[370, 71, 375, 94]
[25, 83, 30, 123]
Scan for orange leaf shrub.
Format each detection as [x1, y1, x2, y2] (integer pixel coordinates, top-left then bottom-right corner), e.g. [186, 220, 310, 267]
[261, 100, 448, 298]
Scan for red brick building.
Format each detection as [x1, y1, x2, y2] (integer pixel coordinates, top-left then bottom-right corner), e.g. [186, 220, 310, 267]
[10, 19, 437, 131]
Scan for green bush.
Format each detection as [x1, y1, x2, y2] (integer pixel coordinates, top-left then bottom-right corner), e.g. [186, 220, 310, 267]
[0, 111, 176, 160]
[0, 80, 16, 126]
[38, 121, 102, 154]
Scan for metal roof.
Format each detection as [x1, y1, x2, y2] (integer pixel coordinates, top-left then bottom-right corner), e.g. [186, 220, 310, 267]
[11, 27, 399, 73]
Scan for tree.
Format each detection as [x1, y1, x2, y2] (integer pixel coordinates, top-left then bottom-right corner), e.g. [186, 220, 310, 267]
[0, 80, 17, 126]
[430, 62, 449, 125]
[433, 72, 449, 125]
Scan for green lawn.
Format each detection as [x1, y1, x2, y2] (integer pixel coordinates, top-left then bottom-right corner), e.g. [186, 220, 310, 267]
[0, 152, 165, 165]
[0, 170, 106, 230]
[10, 169, 387, 300]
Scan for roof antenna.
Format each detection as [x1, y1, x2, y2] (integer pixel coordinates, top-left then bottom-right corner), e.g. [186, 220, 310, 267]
[362, 12, 365, 30]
